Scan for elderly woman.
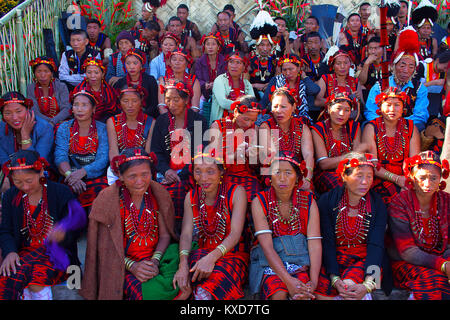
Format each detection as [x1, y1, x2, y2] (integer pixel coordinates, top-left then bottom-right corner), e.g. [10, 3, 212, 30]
[0, 150, 86, 300]
[150, 33, 181, 85]
[315, 49, 362, 120]
[250, 152, 321, 300]
[194, 33, 227, 121]
[315, 152, 388, 300]
[80, 148, 178, 300]
[73, 58, 119, 123]
[387, 151, 450, 300]
[312, 92, 362, 195]
[261, 54, 319, 122]
[209, 52, 255, 125]
[151, 80, 208, 236]
[362, 87, 420, 204]
[113, 49, 159, 119]
[54, 90, 109, 213]
[172, 150, 249, 300]
[26, 57, 71, 126]
[0, 92, 54, 167]
[158, 48, 201, 112]
[259, 88, 314, 191]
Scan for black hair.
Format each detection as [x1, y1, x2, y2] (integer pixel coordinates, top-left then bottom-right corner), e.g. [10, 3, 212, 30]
[342, 151, 374, 176]
[359, 2, 371, 8]
[31, 56, 56, 74]
[177, 4, 189, 12]
[86, 18, 102, 28]
[168, 16, 182, 24]
[0, 91, 32, 116]
[271, 151, 303, 178]
[223, 4, 235, 13]
[217, 11, 231, 18]
[165, 80, 190, 102]
[145, 20, 161, 32]
[306, 15, 320, 26]
[9, 150, 42, 175]
[410, 151, 443, 176]
[118, 148, 156, 179]
[435, 50, 450, 64]
[70, 29, 88, 39]
[306, 31, 322, 41]
[273, 16, 287, 24]
[119, 84, 144, 100]
[234, 95, 260, 113]
[347, 13, 361, 21]
[72, 91, 97, 108]
[367, 36, 381, 44]
[271, 87, 297, 106]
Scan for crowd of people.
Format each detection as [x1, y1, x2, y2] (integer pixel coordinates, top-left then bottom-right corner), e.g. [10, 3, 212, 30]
[0, 0, 449, 301]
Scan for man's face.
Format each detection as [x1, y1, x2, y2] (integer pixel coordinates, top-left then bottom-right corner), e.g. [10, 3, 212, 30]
[70, 34, 89, 53]
[347, 15, 362, 32]
[168, 20, 182, 36]
[395, 56, 416, 83]
[305, 18, 319, 33]
[306, 36, 321, 56]
[359, 4, 371, 20]
[275, 19, 287, 36]
[434, 59, 448, 73]
[217, 13, 231, 32]
[224, 9, 235, 21]
[418, 23, 432, 39]
[399, 2, 408, 18]
[256, 39, 272, 57]
[142, 28, 158, 40]
[177, 8, 188, 23]
[86, 23, 101, 41]
[367, 41, 382, 59]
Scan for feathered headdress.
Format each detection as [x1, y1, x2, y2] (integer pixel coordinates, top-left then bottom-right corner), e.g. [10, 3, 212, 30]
[392, 26, 421, 66]
[249, 6, 278, 46]
[411, 0, 437, 27]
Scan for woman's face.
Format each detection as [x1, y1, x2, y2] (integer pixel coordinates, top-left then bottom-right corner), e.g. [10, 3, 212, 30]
[271, 94, 294, 126]
[2, 103, 28, 130]
[281, 62, 300, 82]
[165, 88, 187, 117]
[271, 160, 298, 195]
[328, 101, 351, 126]
[233, 109, 258, 130]
[380, 97, 403, 122]
[227, 58, 245, 78]
[118, 39, 133, 55]
[162, 38, 178, 55]
[204, 38, 219, 56]
[120, 92, 142, 117]
[72, 95, 94, 122]
[34, 64, 53, 85]
[120, 162, 152, 196]
[85, 65, 103, 84]
[170, 54, 188, 73]
[124, 55, 143, 76]
[193, 161, 222, 194]
[333, 56, 351, 76]
[343, 165, 374, 198]
[412, 165, 441, 195]
[11, 170, 42, 196]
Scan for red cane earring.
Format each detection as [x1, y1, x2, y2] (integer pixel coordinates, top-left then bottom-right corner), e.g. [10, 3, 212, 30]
[439, 181, 447, 191]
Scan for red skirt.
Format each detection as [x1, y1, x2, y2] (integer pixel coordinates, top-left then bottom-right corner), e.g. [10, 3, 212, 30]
[313, 170, 343, 195]
[391, 260, 450, 300]
[261, 268, 310, 300]
[188, 248, 249, 300]
[315, 245, 368, 297]
[76, 176, 108, 210]
[0, 246, 67, 300]
[371, 178, 399, 205]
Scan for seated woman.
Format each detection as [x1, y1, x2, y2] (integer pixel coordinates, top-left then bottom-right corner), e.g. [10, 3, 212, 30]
[172, 150, 249, 300]
[315, 49, 362, 120]
[106, 31, 136, 86]
[73, 58, 119, 123]
[194, 32, 227, 122]
[27, 57, 71, 127]
[387, 151, 450, 300]
[209, 52, 255, 125]
[158, 48, 201, 112]
[150, 33, 181, 85]
[113, 49, 159, 119]
[151, 80, 208, 235]
[0, 92, 54, 167]
[210, 95, 262, 203]
[362, 87, 420, 204]
[260, 54, 319, 122]
[259, 88, 314, 191]
[315, 152, 388, 300]
[80, 148, 178, 300]
[0, 150, 86, 300]
[250, 152, 321, 300]
[54, 90, 109, 213]
[311, 92, 362, 194]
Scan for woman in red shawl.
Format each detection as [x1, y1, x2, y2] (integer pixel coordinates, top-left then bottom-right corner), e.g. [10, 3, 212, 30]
[388, 151, 450, 300]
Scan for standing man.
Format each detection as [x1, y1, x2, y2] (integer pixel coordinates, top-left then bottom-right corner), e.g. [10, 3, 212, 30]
[177, 4, 202, 43]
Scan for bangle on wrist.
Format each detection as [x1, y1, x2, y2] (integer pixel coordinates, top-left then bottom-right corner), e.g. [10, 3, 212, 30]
[124, 257, 135, 271]
[441, 261, 448, 273]
[331, 275, 341, 288]
[64, 170, 72, 178]
[216, 244, 227, 257]
[20, 138, 32, 145]
[179, 249, 190, 257]
[152, 251, 163, 262]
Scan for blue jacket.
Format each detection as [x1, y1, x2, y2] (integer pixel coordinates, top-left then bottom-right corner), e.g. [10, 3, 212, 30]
[54, 119, 109, 179]
[0, 115, 54, 166]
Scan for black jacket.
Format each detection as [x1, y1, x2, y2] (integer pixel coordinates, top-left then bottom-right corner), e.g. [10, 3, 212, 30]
[0, 180, 82, 266]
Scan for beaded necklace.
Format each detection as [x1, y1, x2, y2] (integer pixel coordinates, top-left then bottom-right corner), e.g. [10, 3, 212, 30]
[120, 184, 158, 247]
[117, 111, 146, 151]
[267, 186, 307, 237]
[166, 109, 188, 170]
[193, 183, 229, 246]
[206, 54, 219, 83]
[335, 190, 372, 247]
[69, 119, 98, 155]
[376, 117, 407, 162]
[411, 192, 442, 253]
[324, 119, 351, 158]
[20, 181, 54, 245]
[273, 118, 303, 158]
[34, 82, 58, 118]
[226, 72, 245, 101]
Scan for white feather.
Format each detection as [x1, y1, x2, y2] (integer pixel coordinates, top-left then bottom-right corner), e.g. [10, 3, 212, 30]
[323, 45, 339, 65]
[250, 10, 277, 29]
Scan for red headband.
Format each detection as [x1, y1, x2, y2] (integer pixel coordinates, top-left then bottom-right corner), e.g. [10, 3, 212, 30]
[200, 32, 224, 50]
[81, 58, 106, 73]
[404, 152, 450, 179]
[375, 87, 409, 106]
[110, 150, 157, 176]
[168, 49, 193, 68]
[2, 157, 49, 176]
[325, 92, 357, 110]
[160, 32, 181, 47]
[0, 96, 33, 110]
[122, 48, 147, 66]
[70, 89, 99, 105]
[230, 101, 261, 114]
[159, 80, 192, 97]
[277, 54, 301, 68]
[269, 152, 308, 178]
[336, 154, 376, 176]
[29, 57, 57, 72]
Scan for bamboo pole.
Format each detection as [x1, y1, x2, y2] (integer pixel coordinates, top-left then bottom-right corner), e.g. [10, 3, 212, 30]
[16, 8, 26, 95]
